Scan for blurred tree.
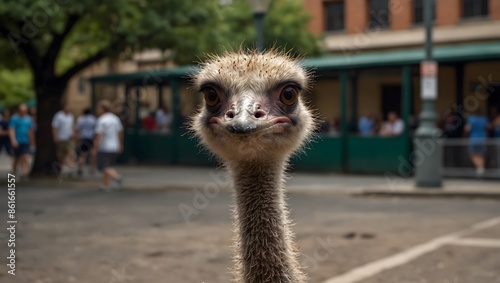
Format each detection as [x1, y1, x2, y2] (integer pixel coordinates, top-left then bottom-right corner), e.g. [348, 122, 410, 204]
[220, 0, 321, 56]
[0, 0, 319, 175]
[0, 0, 225, 175]
[0, 68, 34, 108]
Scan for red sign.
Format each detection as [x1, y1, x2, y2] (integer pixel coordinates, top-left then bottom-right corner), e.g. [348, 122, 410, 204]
[420, 61, 438, 77]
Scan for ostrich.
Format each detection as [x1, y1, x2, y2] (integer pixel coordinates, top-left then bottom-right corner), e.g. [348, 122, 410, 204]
[191, 49, 315, 283]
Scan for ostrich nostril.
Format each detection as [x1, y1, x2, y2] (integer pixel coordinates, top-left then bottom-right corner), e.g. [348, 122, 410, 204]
[254, 110, 267, 119]
[225, 110, 235, 120]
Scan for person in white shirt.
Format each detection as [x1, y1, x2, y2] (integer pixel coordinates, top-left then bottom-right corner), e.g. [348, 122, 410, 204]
[379, 111, 405, 136]
[92, 100, 124, 191]
[51, 103, 74, 169]
[74, 108, 97, 175]
[155, 106, 172, 132]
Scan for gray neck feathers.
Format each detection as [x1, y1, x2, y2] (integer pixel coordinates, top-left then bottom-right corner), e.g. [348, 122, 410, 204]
[228, 161, 305, 283]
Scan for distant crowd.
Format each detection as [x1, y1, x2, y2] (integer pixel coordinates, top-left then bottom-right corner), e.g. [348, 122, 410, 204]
[317, 111, 407, 137]
[316, 108, 500, 140]
[0, 101, 124, 191]
[137, 103, 172, 132]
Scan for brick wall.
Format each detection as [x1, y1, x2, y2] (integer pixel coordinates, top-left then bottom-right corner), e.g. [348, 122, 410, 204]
[436, 0, 461, 26]
[303, 0, 324, 35]
[490, 0, 500, 20]
[303, 0, 499, 36]
[346, 0, 369, 34]
[391, 0, 412, 30]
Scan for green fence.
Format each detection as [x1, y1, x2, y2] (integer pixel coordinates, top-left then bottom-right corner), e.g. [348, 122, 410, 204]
[120, 131, 410, 173]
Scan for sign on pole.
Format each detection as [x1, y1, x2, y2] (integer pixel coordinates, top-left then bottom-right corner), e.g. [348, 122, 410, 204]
[420, 61, 438, 100]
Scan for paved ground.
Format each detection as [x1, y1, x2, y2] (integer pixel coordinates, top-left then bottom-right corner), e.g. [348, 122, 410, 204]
[0, 155, 499, 283]
[0, 185, 499, 283]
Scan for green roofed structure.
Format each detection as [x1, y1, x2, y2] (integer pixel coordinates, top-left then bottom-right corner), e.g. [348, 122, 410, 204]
[88, 41, 500, 173]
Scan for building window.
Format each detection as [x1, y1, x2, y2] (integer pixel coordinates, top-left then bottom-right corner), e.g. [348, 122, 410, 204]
[463, 0, 488, 18]
[369, 0, 390, 28]
[324, 1, 345, 32]
[413, 0, 435, 24]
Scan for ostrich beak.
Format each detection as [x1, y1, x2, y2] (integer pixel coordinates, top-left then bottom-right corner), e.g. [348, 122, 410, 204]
[223, 96, 267, 135]
[227, 121, 258, 134]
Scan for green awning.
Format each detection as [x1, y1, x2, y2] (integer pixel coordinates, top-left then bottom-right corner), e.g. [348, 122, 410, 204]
[304, 41, 500, 71]
[89, 41, 500, 86]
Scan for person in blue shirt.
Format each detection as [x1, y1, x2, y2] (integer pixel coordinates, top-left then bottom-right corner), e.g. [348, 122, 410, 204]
[465, 111, 490, 177]
[8, 104, 34, 177]
[358, 112, 375, 136]
[492, 108, 500, 138]
[0, 109, 13, 158]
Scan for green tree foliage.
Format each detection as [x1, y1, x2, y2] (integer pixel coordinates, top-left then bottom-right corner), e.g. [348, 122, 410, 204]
[0, 0, 320, 175]
[219, 0, 321, 56]
[0, 68, 34, 108]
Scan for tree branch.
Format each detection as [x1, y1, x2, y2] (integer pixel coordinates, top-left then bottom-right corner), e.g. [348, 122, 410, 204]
[42, 14, 80, 73]
[0, 21, 41, 70]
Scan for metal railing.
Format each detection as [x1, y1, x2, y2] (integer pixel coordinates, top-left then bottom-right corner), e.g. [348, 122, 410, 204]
[440, 138, 500, 178]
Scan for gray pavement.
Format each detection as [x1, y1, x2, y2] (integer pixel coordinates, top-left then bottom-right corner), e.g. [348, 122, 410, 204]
[1, 154, 499, 283]
[0, 185, 499, 283]
[1, 154, 500, 198]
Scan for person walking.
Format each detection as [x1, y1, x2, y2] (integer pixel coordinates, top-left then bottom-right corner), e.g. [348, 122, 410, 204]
[92, 100, 124, 191]
[75, 108, 97, 176]
[52, 103, 75, 172]
[8, 104, 35, 178]
[464, 109, 490, 177]
[0, 109, 14, 159]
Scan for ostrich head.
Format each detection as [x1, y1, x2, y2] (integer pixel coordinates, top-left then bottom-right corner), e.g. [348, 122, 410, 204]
[191, 50, 315, 163]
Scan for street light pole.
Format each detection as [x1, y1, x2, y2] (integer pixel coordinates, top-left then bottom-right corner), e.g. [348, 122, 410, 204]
[248, 0, 271, 52]
[424, 0, 432, 61]
[415, 0, 442, 188]
[254, 12, 265, 52]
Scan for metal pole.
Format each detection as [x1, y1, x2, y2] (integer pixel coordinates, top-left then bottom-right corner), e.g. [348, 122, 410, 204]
[425, 0, 432, 60]
[90, 82, 96, 114]
[171, 80, 180, 165]
[255, 12, 265, 52]
[340, 71, 348, 172]
[415, 0, 442, 188]
[134, 87, 141, 134]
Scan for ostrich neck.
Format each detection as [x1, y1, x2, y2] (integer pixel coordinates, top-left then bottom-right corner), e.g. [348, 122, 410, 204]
[229, 161, 304, 283]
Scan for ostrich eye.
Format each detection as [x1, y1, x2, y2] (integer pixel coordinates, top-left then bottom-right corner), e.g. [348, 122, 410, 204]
[280, 86, 298, 106]
[203, 88, 220, 107]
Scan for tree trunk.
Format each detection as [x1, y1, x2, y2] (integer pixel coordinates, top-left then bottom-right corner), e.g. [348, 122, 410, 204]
[30, 84, 66, 176]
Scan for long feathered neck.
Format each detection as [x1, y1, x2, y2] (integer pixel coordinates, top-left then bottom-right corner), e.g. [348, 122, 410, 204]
[228, 160, 305, 283]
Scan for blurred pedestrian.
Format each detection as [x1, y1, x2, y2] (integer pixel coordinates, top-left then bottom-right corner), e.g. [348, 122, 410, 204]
[29, 106, 37, 132]
[75, 108, 97, 176]
[52, 103, 75, 172]
[379, 111, 404, 136]
[464, 109, 490, 177]
[155, 106, 171, 132]
[142, 111, 156, 131]
[491, 107, 500, 138]
[441, 110, 463, 138]
[0, 109, 14, 158]
[358, 111, 375, 136]
[92, 100, 124, 191]
[491, 108, 500, 168]
[8, 104, 35, 178]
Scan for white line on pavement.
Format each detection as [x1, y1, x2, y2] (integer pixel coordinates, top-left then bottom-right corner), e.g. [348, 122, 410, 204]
[322, 216, 500, 283]
[449, 238, 500, 248]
